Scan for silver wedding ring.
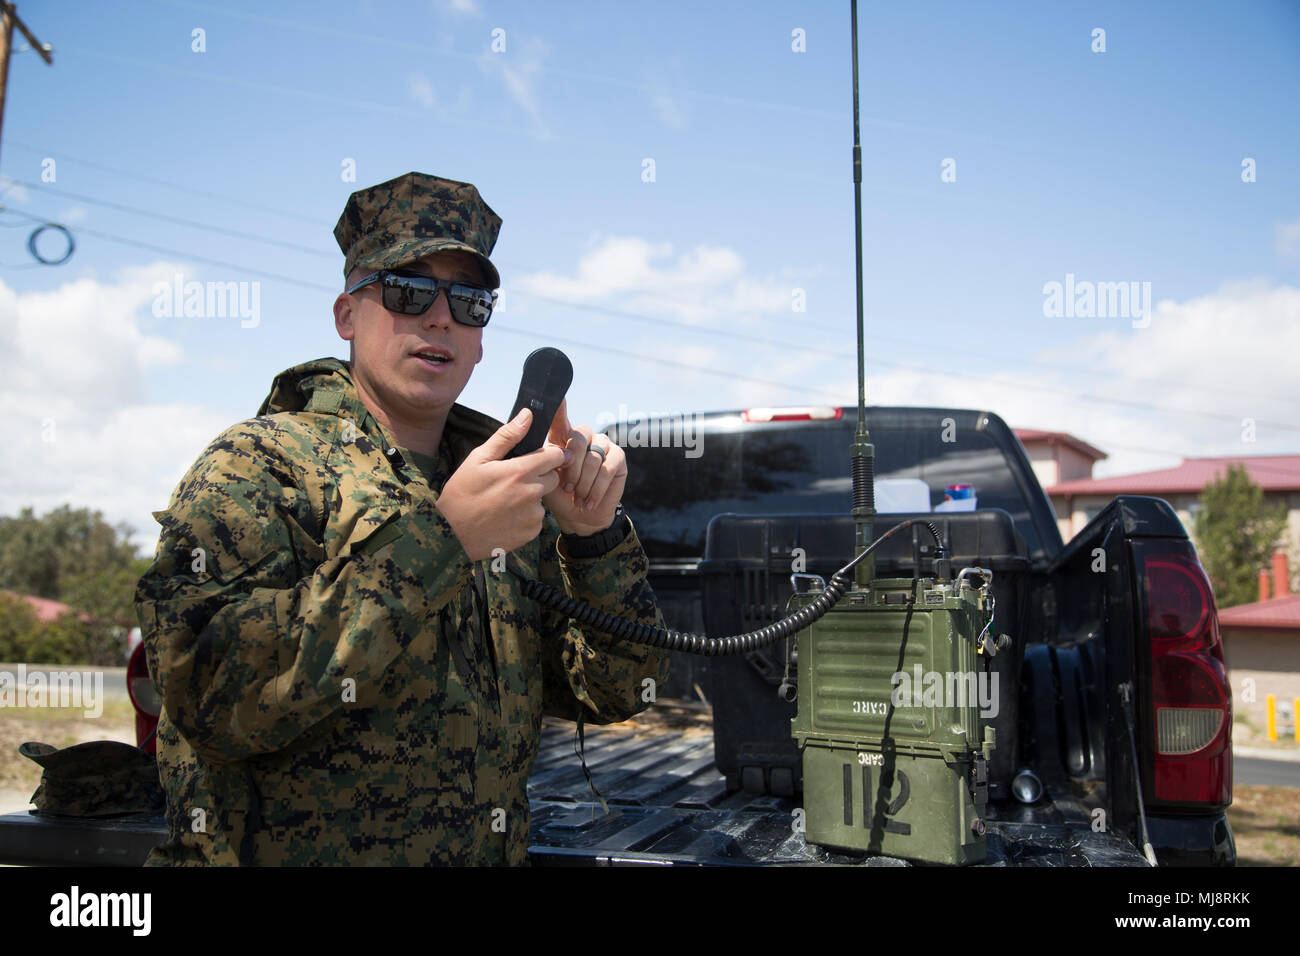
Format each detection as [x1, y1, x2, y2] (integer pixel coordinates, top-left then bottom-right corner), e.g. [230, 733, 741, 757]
[589, 444, 607, 463]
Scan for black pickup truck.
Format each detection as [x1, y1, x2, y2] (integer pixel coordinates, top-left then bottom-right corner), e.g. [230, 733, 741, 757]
[0, 405, 1234, 866]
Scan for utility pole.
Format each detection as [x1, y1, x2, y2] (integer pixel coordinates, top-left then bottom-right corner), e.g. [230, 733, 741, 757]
[0, 2, 53, 170]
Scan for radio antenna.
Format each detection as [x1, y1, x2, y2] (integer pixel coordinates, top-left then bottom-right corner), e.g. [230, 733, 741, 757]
[849, 0, 876, 586]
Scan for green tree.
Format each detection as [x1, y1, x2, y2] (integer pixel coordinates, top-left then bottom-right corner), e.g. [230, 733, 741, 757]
[63, 557, 152, 629]
[0, 505, 138, 600]
[25, 612, 91, 665]
[0, 506, 144, 664]
[1193, 464, 1288, 608]
[0, 591, 42, 662]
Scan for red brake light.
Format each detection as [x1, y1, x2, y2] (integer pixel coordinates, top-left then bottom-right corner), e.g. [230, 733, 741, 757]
[1146, 557, 1212, 648]
[741, 406, 843, 423]
[127, 642, 161, 755]
[1139, 547, 1231, 805]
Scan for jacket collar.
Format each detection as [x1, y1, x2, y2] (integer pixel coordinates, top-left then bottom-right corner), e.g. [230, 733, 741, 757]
[257, 356, 503, 470]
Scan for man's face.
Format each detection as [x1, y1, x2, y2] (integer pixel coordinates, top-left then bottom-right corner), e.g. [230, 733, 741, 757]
[334, 249, 488, 426]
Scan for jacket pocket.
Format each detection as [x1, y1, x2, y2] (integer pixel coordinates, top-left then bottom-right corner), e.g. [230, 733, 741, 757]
[321, 481, 407, 561]
[433, 599, 482, 809]
[435, 707, 480, 809]
[152, 507, 281, 587]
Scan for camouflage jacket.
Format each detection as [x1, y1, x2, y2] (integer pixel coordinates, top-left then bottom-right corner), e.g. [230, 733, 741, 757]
[135, 357, 668, 866]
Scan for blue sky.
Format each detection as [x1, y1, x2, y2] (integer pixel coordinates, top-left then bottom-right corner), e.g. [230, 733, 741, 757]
[2, 0, 1298, 549]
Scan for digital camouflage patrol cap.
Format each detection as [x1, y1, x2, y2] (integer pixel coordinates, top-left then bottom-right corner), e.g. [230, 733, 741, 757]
[19, 740, 165, 817]
[334, 171, 502, 289]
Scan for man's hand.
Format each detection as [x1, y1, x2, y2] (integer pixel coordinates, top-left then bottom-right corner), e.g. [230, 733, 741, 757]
[542, 399, 627, 536]
[435, 408, 571, 561]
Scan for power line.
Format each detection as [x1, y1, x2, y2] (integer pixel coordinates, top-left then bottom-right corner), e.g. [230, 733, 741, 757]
[9, 178, 335, 257]
[749, 308, 1296, 407]
[1040, 436, 1297, 467]
[142, 0, 842, 125]
[62, 46, 845, 189]
[32, 169, 1266, 408]
[143, 0, 1042, 151]
[6, 140, 323, 225]
[11, 147, 1292, 409]
[537, 269, 1293, 407]
[503, 283, 1300, 430]
[0, 207, 843, 400]
[6, 189, 1298, 433]
[859, 354, 1300, 431]
[0, 206, 333, 290]
[490, 325, 840, 400]
[508, 285, 1300, 425]
[4, 206, 1298, 465]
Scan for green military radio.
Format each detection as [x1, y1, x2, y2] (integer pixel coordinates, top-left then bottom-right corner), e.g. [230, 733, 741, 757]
[788, 569, 999, 864]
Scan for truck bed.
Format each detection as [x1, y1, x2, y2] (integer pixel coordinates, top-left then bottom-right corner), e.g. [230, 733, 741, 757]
[0, 709, 1149, 867]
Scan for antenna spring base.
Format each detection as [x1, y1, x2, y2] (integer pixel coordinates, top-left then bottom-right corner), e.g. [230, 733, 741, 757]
[852, 449, 874, 513]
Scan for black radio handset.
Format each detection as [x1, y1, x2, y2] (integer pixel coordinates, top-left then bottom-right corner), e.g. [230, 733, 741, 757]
[505, 347, 574, 459]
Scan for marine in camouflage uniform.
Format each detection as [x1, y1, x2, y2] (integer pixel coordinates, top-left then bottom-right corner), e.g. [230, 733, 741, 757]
[135, 173, 669, 865]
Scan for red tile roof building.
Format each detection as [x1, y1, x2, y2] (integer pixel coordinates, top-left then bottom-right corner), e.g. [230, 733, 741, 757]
[0, 590, 88, 624]
[1219, 594, 1300, 631]
[1013, 436, 1300, 556]
[1049, 455, 1300, 497]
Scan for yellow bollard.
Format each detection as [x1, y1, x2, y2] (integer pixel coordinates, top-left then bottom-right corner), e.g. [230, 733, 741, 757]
[1266, 694, 1276, 742]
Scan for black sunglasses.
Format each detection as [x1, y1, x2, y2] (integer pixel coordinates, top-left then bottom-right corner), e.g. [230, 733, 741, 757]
[346, 269, 497, 327]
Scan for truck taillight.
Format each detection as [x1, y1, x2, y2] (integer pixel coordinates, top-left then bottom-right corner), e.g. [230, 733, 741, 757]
[1139, 547, 1231, 806]
[127, 641, 161, 755]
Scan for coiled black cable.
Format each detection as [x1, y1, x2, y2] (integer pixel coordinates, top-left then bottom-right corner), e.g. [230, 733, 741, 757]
[512, 518, 945, 656]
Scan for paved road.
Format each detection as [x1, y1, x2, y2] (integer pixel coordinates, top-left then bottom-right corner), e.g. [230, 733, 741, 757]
[1235, 755, 1300, 788]
[0, 665, 126, 699]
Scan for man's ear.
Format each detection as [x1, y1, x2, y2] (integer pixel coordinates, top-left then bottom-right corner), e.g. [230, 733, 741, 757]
[334, 293, 355, 341]
[476, 342, 483, 364]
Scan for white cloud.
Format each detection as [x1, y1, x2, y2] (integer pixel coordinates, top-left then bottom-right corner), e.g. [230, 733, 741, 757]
[1276, 217, 1300, 260]
[822, 282, 1300, 478]
[514, 235, 791, 327]
[4, 264, 185, 412]
[647, 76, 687, 128]
[0, 176, 30, 203]
[1036, 279, 1298, 432]
[518, 237, 671, 299]
[409, 73, 436, 109]
[0, 267, 232, 552]
[433, 0, 481, 15]
[478, 33, 550, 137]
[653, 90, 685, 127]
[516, 238, 1300, 483]
[643, 62, 690, 128]
[855, 365, 1193, 479]
[406, 75, 475, 118]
